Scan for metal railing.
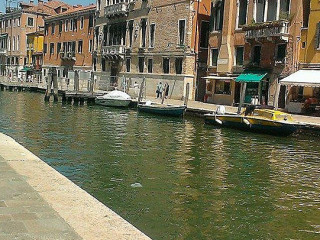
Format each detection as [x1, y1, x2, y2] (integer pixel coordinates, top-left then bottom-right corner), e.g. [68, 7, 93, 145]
[243, 20, 289, 40]
[104, 3, 129, 18]
[101, 45, 126, 57]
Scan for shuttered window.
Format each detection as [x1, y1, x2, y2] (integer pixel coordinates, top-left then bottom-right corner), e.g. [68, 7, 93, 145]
[315, 22, 320, 49]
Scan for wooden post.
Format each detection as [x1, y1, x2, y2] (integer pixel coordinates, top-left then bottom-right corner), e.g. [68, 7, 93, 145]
[184, 83, 190, 106]
[138, 77, 145, 104]
[273, 81, 281, 110]
[237, 82, 247, 114]
[52, 68, 58, 102]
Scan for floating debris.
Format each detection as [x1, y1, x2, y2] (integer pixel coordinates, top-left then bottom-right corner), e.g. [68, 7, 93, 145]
[130, 183, 142, 188]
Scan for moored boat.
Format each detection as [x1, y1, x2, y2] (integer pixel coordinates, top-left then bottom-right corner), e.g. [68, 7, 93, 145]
[204, 106, 297, 136]
[138, 102, 186, 117]
[95, 90, 132, 107]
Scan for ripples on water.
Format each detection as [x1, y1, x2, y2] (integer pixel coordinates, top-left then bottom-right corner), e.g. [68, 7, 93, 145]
[1, 91, 320, 239]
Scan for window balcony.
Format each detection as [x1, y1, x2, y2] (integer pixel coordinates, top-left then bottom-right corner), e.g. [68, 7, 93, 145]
[0, 48, 7, 55]
[242, 20, 290, 42]
[104, 3, 129, 18]
[60, 51, 76, 60]
[101, 45, 125, 59]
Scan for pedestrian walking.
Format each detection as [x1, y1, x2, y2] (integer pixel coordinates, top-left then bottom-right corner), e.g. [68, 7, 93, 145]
[156, 82, 163, 98]
[165, 82, 169, 98]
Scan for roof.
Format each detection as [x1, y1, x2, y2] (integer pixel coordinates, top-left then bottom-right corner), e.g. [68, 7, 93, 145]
[20, 1, 72, 16]
[235, 70, 268, 83]
[45, 4, 96, 20]
[280, 70, 320, 87]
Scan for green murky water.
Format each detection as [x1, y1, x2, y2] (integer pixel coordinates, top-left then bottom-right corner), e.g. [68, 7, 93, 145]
[0, 91, 320, 239]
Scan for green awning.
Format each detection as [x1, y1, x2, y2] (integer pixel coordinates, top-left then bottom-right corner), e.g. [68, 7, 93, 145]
[235, 70, 268, 82]
[20, 67, 32, 72]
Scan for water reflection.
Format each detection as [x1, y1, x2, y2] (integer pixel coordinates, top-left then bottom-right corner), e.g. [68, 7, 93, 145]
[0, 91, 320, 239]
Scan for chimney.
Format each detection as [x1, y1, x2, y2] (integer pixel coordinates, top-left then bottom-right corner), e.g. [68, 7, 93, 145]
[38, 0, 43, 3]
[30, 0, 34, 4]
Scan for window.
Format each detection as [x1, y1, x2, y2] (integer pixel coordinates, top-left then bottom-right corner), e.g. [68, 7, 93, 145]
[255, 0, 290, 23]
[16, 35, 19, 51]
[163, 58, 170, 74]
[12, 36, 15, 51]
[78, 40, 83, 53]
[140, 19, 147, 48]
[175, 58, 183, 74]
[276, 44, 286, 61]
[51, 23, 55, 34]
[237, 0, 248, 27]
[57, 42, 61, 54]
[59, 21, 63, 33]
[178, 19, 185, 45]
[126, 58, 131, 72]
[139, 57, 144, 73]
[45, 24, 48, 35]
[73, 19, 77, 31]
[44, 43, 47, 54]
[252, 45, 261, 65]
[80, 17, 84, 29]
[210, 48, 219, 66]
[27, 17, 34, 27]
[50, 43, 54, 55]
[89, 15, 94, 28]
[200, 21, 209, 48]
[215, 80, 231, 95]
[315, 22, 320, 49]
[65, 20, 68, 31]
[17, 17, 20, 27]
[72, 41, 76, 52]
[89, 39, 93, 52]
[148, 59, 153, 73]
[70, 19, 73, 31]
[128, 20, 134, 47]
[302, 41, 306, 49]
[235, 46, 244, 66]
[210, 0, 224, 31]
[101, 58, 106, 71]
[149, 23, 155, 48]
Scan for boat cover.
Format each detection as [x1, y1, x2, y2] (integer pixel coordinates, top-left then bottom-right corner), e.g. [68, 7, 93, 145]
[280, 70, 320, 87]
[99, 90, 131, 100]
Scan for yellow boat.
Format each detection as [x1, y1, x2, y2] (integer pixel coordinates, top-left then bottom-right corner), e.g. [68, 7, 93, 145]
[204, 107, 297, 136]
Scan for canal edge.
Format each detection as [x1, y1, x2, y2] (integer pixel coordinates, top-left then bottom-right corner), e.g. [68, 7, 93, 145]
[0, 132, 151, 240]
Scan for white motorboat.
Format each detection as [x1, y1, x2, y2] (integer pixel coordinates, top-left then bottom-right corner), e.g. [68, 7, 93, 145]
[95, 90, 132, 107]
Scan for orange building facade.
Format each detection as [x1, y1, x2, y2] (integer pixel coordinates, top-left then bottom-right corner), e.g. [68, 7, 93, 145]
[206, 0, 303, 107]
[43, 4, 95, 91]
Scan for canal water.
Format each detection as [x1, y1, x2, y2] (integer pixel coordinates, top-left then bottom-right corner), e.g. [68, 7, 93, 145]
[0, 91, 320, 239]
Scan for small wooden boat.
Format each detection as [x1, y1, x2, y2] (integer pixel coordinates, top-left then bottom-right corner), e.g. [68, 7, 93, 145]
[204, 106, 297, 136]
[95, 90, 132, 107]
[138, 102, 186, 117]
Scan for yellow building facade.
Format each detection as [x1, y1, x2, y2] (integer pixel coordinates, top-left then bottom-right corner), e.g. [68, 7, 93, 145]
[300, 0, 319, 66]
[26, 31, 44, 82]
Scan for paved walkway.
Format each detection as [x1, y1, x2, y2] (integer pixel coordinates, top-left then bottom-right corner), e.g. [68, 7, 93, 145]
[0, 133, 151, 240]
[0, 157, 81, 240]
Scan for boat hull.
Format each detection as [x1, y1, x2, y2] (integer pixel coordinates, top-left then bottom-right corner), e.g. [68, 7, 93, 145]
[95, 98, 131, 107]
[205, 114, 297, 136]
[138, 105, 186, 117]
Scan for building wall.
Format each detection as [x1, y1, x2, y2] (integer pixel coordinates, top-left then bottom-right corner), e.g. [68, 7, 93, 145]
[95, 0, 211, 100]
[43, 7, 95, 91]
[300, 0, 320, 65]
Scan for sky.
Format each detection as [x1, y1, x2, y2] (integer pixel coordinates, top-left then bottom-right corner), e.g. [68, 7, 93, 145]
[1, 0, 95, 13]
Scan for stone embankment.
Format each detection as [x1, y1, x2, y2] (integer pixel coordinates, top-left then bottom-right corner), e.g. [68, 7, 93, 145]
[0, 133, 151, 240]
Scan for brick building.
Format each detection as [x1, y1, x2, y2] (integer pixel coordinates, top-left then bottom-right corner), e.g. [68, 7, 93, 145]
[94, 0, 211, 100]
[0, 0, 70, 81]
[42, 4, 95, 91]
[206, 0, 303, 107]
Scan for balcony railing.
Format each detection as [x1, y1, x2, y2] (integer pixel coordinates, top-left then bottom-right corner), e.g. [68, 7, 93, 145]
[60, 51, 76, 60]
[0, 48, 7, 55]
[104, 3, 129, 18]
[242, 20, 289, 41]
[101, 45, 125, 59]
